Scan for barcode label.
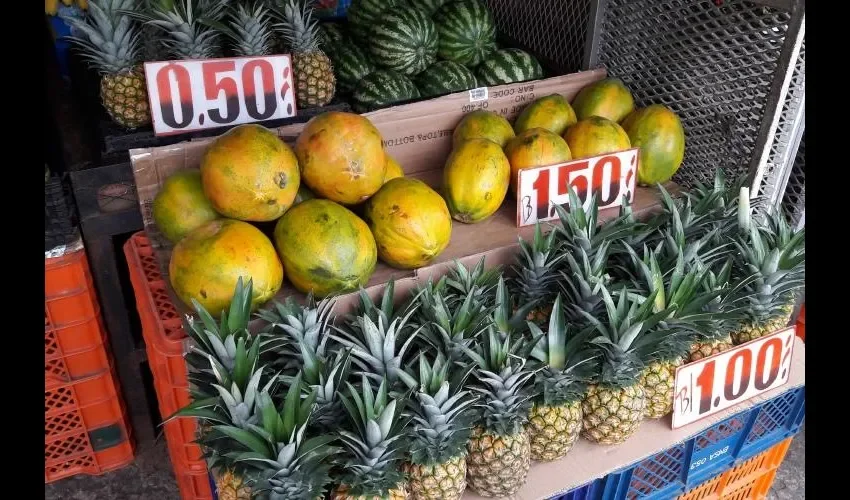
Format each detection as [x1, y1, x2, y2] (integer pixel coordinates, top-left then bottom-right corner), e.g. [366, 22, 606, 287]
[469, 87, 489, 102]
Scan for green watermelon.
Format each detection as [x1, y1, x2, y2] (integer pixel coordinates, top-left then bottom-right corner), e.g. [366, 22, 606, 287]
[353, 70, 421, 113]
[433, 0, 497, 67]
[348, 0, 399, 44]
[319, 23, 348, 61]
[410, 0, 447, 15]
[415, 61, 478, 99]
[476, 49, 544, 86]
[370, 9, 438, 76]
[332, 44, 375, 94]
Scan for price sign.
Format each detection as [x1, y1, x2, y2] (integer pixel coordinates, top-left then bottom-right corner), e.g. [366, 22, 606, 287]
[516, 148, 638, 227]
[671, 327, 796, 429]
[144, 55, 296, 137]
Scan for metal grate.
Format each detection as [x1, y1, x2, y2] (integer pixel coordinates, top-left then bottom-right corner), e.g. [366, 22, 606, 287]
[782, 131, 804, 228]
[485, 0, 592, 74]
[592, 0, 800, 190]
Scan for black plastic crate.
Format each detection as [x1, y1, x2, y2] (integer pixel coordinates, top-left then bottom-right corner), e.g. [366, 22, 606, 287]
[45, 173, 78, 252]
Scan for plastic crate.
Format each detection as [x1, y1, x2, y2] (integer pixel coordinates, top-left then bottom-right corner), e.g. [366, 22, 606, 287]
[46, 249, 112, 384]
[549, 478, 604, 500]
[45, 173, 78, 252]
[600, 386, 804, 499]
[677, 437, 793, 500]
[45, 368, 135, 482]
[795, 305, 805, 341]
[124, 232, 213, 500]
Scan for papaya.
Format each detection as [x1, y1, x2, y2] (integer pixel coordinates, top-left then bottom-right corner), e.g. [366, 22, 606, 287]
[273, 199, 377, 297]
[513, 94, 577, 135]
[505, 128, 572, 197]
[453, 110, 515, 148]
[169, 219, 283, 317]
[364, 178, 452, 269]
[295, 111, 386, 205]
[563, 116, 631, 160]
[621, 104, 686, 186]
[384, 154, 405, 183]
[571, 78, 635, 123]
[152, 170, 221, 244]
[200, 124, 300, 222]
[443, 138, 511, 223]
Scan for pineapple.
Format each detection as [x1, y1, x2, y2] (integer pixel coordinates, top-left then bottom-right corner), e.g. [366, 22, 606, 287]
[443, 257, 502, 308]
[334, 376, 410, 499]
[63, 0, 151, 129]
[415, 284, 491, 363]
[687, 259, 750, 362]
[403, 353, 476, 500]
[580, 286, 671, 444]
[224, 1, 276, 57]
[526, 295, 596, 461]
[730, 208, 805, 345]
[141, 0, 227, 60]
[462, 327, 536, 497]
[512, 223, 565, 324]
[276, 0, 336, 108]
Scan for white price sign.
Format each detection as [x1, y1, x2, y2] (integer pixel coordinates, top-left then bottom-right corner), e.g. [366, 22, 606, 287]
[516, 148, 638, 227]
[144, 55, 297, 136]
[671, 327, 797, 429]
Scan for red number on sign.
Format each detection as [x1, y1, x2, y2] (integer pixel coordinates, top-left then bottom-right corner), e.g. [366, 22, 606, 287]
[696, 359, 715, 415]
[242, 60, 277, 121]
[156, 63, 194, 129]
[202, 61, 239, 124]
[724, 349, 752, 401]
[565, 164, 590, 207]
[755, 338, 782, 390]
[593, 155, 622, 206]
[530, 168, 551, 221]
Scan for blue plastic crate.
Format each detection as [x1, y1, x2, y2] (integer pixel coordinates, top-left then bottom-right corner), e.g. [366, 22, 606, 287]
[549, 478, 605, 500]
[209, 471, 217, 500]
[599, 385, 805, 500]
[315, 0, 350, 19]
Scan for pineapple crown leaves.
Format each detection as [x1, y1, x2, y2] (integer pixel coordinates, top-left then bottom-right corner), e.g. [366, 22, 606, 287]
[527, 295, 598, 405]
[493, 277, 536, 339]
[558, 240, 611, 322]
[444, 257, 503, 307]
[336, 375, 409, 496]
[62, 0, 144, 73]
[512, 223, 565, 305]
[220, 1, 276, 57]
[274, 0, 322, 53]
[553, 186, 636, 259]
[132, 0, 227, 60]
[461, 327, 538, 436]
[330, 311, 420, 391]
[580, 286, 675, 387]
[404, 354, 477, 465]
[415, 284, 493, 363]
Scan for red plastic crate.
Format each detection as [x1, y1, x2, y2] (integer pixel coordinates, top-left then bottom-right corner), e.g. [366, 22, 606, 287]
[124, 232, 213, 500]
[795, 305, 805, 342]
[45, 369, 135, 482]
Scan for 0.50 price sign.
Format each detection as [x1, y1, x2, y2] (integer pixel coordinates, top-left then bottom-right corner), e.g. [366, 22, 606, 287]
[672, 327, 796, 429]
[515, 148, 638, 227]
[144, 55, 297, 136]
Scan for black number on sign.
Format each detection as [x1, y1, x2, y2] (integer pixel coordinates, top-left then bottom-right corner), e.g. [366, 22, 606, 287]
[203, 61, 239, 124]
[754, 338, 783, 390]
[243, 60, 277, 120]
[156, 63, 194, 129]
[724, 349, 752, 401]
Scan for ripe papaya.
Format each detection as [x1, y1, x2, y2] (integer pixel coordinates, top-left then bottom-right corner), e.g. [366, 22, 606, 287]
[563, 116, 631, 160]
[443, 138, 511, 223]
[621, 105, 686, 186]
[513, 94, 577, 136]
[453, 110, 515, 148]
[505, 128, 572, 197]
[572, 78, 635, 123]
[152, 170, 220, 243]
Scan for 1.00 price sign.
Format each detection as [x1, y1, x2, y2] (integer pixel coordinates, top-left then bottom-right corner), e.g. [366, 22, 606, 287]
[672, 327, 796, 429]
[515, 148, 638, 227]
[144, 55, 297, 136]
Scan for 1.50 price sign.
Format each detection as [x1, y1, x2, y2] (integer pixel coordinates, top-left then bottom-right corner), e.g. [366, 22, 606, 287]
[672, 327, 796, 429]
[144, 55, 297, 136]
[515, 148, 638, 227]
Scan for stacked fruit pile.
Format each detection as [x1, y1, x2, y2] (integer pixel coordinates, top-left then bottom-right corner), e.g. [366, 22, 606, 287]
[321, 0, 544, 112]
[442, 77, 687, 225]
[172, 174, 804, 499]
[62, 0, 339, 129]
[155, 111, 456, 317]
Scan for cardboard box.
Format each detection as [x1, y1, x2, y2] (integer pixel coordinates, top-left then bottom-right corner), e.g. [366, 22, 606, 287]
[128, 68, 666, 319]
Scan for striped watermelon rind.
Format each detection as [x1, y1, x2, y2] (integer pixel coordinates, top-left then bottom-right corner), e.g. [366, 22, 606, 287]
[353, 70, 421, 113]
[333, 44, 376, 95]
[370, 8, 438, 76]
[348, 0, 399, 43]
[415, 61, 478, 99]
[319, 23, 348, 60]
[476, 49, 544, 86]
[410, 0, 448, 16]
[434, 0, 497, 67]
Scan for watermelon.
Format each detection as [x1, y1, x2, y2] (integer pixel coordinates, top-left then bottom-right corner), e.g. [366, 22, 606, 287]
[415, 61, 478, 99]
[370, 8, 438, 76]
[348, 0, 399, 44]
[353, 70, 421, 113]
[433, 0, 497, 66]
[476, 49, 544, 86]
[319, 23, 348, 61]
[332, 44, 375, 94]
[410, 0, 447, 15]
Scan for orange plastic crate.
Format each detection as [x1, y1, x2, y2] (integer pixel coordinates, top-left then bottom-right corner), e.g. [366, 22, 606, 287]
[677, 437, 793, 500]
[124, 232, 213, 500]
